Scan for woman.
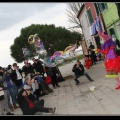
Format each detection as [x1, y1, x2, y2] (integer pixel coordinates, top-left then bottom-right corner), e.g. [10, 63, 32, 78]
[0, 67, 14, 115]
[45, 66, 60, 89]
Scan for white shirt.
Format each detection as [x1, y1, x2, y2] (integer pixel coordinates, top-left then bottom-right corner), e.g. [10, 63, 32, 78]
[16, 69, 22, 80]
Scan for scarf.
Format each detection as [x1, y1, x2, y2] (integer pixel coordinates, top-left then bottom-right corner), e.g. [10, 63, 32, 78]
[25, 97, 34, 109]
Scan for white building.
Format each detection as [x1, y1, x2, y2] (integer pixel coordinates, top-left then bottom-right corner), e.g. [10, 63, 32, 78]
[77, 4, 97, 48]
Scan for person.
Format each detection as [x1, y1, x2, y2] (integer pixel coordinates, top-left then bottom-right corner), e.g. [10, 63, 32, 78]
[72, 60, 94, 85]
[97, 31, 120, 90]
[112, 34, 120, 56]
[88, 48, 97, 65]
[84, 56, 92, 69]
[22, 60, 31, 76]
[45, 66, 60, 89]
[17, 86, 56, 115]
[0, 67, 14, 115]
[89, 42, 95, 50]
[10, 63, 23, 89]
[32, 58, 45, 77]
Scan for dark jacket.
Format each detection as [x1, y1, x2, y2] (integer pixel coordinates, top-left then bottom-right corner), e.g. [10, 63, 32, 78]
[46, 67, 58, 77]
[22, 65, 30, 76]
[17, 88, 36, 115]
[10, 69, 22, 83]
[72, 64, 85, 75]
[0, 73, 8, 90]
[115, 39, 120, 56]
[33, 61, 45, 74]
[89, 45, 95, 50]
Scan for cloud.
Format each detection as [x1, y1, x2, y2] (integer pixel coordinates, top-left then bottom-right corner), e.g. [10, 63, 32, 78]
[0, 3, 60, 31]
[0, 3, 70, 68]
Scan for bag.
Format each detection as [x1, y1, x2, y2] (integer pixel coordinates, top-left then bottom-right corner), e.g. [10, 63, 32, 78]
[0, 87, 4, 101]
[45, 76, 52, 85]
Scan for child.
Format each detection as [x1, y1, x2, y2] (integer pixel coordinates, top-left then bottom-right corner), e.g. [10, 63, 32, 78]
[84, 56, 92, 69]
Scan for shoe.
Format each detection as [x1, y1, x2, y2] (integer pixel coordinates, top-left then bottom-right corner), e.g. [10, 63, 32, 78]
[13, 104, 19, 109]
[56, 85, 60, 87]
[6, 112, 14, 115]
[49, 107, 56, 114]
[76, 82, 80, 85]
[90, 79, 94, 82]
[115, 85, 120, 90]
[9, 104, 14, 112]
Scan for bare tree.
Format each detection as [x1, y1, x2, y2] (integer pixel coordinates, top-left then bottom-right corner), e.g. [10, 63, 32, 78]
[66, 3, 84, 33]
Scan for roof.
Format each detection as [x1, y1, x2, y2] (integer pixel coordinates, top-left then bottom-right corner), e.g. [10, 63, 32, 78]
[77, 4, 85, 18]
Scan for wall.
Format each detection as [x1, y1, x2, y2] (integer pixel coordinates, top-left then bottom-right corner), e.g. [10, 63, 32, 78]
[78, 5, 96, 48]
[102, 3, 120, 39]
[85, 3, 97, 19]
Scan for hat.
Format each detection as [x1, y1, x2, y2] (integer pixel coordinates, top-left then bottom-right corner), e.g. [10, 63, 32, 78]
[98, 30, 111, 40]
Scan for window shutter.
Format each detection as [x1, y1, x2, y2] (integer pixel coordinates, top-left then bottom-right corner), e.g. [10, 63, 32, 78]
[86, 9, 94, 25]
[98, 3, 103, 13]
[94, 3, 99, 16]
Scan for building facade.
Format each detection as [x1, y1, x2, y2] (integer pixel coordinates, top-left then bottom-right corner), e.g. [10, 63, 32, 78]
[77, 3, 97, 49]
[101, 3, 120, 40]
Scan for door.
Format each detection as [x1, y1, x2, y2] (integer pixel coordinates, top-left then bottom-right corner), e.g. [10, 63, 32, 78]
[94, 35, 101, 49]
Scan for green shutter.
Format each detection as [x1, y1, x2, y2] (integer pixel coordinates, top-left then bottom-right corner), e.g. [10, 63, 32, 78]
[94, 3, 99, 16]
[86, 9, 94, 25]
[98, 3, 107, 13]
[98, 3, 103, 13]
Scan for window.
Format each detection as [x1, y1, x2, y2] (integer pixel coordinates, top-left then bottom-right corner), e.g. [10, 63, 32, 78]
[109, 28, 115, 37]
[94, 3, 107, 15]
[86, 8, 94, 25]
[81, 20, 85, 30]
[85, 13, 90, 25]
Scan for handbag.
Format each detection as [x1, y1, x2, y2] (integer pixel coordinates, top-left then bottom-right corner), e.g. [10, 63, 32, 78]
[45, 76, 52, 85]
[0, 87, 4, 101]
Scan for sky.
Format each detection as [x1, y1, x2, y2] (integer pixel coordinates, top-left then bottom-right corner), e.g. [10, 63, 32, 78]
[0, 2, 75, 68]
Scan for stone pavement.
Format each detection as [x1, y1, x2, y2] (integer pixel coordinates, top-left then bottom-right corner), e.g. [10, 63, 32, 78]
[14, 60, 120, 115]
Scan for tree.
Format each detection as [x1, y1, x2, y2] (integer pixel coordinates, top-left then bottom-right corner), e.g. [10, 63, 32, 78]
[66, 3, 83, 33]
[10, 24, 82, 63]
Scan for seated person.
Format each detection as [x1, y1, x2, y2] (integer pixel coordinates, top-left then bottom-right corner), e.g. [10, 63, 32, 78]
[17, 86, 56, 115]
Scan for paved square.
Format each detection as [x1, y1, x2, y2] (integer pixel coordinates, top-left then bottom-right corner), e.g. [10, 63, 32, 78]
[14, 60, 120, 115]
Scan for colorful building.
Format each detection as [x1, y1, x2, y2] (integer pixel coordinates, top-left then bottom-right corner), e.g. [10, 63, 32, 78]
[101, 3, 120, 40]
[77, 3, 107, 49]
[77, 3, 97, 48]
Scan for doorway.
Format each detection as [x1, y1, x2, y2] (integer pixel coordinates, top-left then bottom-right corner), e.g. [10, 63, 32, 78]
[94, 35, 101, 49]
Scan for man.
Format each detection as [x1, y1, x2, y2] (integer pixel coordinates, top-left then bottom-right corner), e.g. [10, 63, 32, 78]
[89, 42, 95, 50]
[17, 85, 56, 115]
[22, 60, 31, 76]
[0, 67, 14, 115]
[32, 58, 45, 77]
[10, 63, 23, 89]
[72, 60, 94, 85]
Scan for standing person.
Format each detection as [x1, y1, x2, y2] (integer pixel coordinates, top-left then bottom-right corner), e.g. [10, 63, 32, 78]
[45, 66, 60, 89]
[97, 31, 120, 90]
[0, 67, 14, 115]
[17, 87, 56, 115]
[32, 58, 45, 77]
[22, 60, 30, 76]
[10, 63, 23, 89]
[89, 42, 95, 50]
[112, 34, 120, 56]
[72, 60, 94, 85]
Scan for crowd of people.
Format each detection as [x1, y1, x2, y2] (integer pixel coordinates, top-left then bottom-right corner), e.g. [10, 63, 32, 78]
[0, 58, 62, 115]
